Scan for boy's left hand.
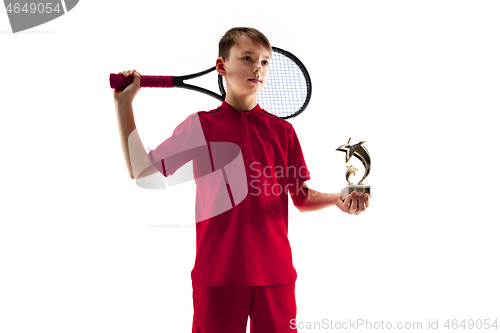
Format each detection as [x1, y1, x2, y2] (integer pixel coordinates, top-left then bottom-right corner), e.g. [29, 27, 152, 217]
[335, 192, 369, 215]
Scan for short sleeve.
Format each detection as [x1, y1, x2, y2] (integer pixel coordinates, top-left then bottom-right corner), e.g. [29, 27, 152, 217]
[286, 124, 310, 185]
[147, 113, 210, 177]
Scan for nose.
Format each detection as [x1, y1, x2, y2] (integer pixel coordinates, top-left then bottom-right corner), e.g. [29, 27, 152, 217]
[254, 62, 263, 73]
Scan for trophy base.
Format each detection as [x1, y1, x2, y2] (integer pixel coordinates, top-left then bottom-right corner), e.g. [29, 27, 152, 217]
[341, 185, 372, 201]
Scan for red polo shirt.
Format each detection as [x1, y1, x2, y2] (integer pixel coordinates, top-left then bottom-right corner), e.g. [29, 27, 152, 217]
[148, 101, 310, 286]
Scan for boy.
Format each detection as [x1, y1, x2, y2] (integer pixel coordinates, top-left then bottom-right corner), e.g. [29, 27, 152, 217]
[114, 27, 369, 333]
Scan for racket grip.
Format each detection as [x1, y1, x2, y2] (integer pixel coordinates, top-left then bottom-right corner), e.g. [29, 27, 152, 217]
[109, 74, 174, 89]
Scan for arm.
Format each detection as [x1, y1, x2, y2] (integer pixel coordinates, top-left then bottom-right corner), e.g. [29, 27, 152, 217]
[288, 181, 369, 215]
[114, 69, 158, 179]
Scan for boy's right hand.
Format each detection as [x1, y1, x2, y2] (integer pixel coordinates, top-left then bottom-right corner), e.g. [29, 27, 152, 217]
[113, 69, 141, 105]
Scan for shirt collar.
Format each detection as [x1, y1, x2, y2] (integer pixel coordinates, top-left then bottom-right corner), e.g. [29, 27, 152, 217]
[220, 101, 263, 114]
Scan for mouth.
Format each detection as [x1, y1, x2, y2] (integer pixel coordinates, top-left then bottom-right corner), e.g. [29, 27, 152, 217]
[248, 78, 261, 84]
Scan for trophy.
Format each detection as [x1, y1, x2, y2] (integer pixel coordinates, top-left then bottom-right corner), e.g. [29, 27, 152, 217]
[336, 138, 372, 200]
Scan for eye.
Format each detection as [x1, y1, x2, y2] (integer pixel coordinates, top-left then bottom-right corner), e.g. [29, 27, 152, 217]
[243, 56, 251, 61]
[262, 60, 269, 66]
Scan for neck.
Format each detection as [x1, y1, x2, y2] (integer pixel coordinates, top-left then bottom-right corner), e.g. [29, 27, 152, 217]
[224, 92, 258, 112]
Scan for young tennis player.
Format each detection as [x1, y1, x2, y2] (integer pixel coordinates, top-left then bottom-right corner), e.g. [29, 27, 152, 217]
[114, 27, 369, 333]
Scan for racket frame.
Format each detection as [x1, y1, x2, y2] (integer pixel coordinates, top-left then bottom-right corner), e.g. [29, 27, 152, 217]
[110, 46, 311, 119]
[173, 67, 224, 101]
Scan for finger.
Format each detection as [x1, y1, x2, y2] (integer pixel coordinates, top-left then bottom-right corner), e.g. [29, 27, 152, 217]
[364, 194, 370, 209]
[131, 70, 141, 87]
[342, 194, 352, 213]
[355, 192, 366, 215]
[350, 193, 358, 214]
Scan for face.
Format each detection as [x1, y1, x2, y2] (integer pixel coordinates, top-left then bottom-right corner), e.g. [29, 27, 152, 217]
[217, 37, 272, 100]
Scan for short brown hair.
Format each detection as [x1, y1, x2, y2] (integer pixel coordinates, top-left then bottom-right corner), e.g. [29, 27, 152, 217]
[218, 27, 271, 60]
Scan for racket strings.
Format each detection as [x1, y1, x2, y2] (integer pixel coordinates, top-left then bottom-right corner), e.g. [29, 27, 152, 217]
[221, 50, 310, 118]
[258, 52, 309, 118]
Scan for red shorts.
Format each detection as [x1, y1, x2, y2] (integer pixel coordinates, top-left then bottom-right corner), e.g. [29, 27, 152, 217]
[192, 282, 297, 333]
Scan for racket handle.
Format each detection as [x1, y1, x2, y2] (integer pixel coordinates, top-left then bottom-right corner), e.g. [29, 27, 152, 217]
[109, 74, 174, 89]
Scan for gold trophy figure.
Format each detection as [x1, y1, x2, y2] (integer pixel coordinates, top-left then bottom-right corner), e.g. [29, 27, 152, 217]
[336, 138, 372, 200]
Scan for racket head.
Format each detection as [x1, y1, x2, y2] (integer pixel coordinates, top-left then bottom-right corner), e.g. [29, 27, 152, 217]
[218, 46, 312, 119]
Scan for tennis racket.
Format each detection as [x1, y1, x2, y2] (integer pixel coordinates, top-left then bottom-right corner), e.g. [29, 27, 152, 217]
[110, 47, 311, 119]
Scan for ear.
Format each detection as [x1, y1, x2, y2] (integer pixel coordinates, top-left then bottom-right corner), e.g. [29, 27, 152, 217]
[216, 57, 226, 76]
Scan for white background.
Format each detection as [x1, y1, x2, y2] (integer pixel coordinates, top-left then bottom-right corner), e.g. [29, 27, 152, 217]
[1, 1, 499, 332]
